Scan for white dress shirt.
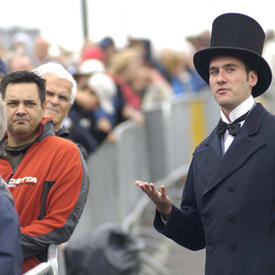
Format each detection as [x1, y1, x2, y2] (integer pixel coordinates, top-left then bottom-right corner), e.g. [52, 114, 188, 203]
[220, 95, 255, 153]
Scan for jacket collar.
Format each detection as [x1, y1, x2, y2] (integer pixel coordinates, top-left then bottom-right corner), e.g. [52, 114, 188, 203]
[195, 103, 266, 196]
[36, 117, 55, 142]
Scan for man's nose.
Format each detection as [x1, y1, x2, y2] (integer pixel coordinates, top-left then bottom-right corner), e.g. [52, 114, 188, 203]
[16, 103, 27, 114]
[217, 71, 226, 83]
[48, 95, 59, 105]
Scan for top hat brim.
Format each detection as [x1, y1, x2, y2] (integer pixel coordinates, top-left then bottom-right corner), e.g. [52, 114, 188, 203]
[193, 47, 272, 97]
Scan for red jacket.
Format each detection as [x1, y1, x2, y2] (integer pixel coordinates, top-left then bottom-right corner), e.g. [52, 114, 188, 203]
[0, 118, 89, 273]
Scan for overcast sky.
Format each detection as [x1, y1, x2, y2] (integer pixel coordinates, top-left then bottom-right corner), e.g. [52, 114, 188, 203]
[1, 0, 274, 52]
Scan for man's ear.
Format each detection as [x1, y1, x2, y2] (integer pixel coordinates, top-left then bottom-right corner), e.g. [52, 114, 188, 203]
[249, 71, 258, 88]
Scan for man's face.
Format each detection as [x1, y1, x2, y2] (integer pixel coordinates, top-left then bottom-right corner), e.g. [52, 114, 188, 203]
[4, 82, 44, 142]
[43, 73, 72, 131]
[209, 56, 258, 116]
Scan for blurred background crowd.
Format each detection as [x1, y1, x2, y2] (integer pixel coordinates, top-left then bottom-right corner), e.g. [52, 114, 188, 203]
[0, 25, 274, 156]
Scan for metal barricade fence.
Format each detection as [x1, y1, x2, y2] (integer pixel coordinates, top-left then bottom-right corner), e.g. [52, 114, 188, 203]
[23, 244, 67, 275]
[143, 89, 219, 183]
[70, 90, 219, 241]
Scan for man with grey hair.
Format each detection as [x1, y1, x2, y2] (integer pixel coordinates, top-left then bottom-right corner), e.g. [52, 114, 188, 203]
[0, 96, 22, 274]
[33, 62, 88, 158]
[32, 62, 77, 133]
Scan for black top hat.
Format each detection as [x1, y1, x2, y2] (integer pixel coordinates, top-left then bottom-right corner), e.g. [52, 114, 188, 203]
[193, 13, 272, 97]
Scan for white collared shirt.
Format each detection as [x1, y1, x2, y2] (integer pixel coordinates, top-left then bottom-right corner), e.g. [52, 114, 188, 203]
[220, 95, 255, 153]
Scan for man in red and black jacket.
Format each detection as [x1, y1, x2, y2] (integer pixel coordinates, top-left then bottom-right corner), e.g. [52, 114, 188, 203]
[0, 71, 89, 273]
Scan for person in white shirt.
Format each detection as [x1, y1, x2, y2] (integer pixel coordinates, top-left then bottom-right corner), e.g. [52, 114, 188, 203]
[135, 13, 275, 275]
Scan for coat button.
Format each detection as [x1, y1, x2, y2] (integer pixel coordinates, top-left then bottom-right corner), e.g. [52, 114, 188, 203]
[228, 241, 237, 249]
[227, 185, 235, 192]
[204, 216, 212, 226]
[227, 212, 236, 221]
[207, 243, 215, 253]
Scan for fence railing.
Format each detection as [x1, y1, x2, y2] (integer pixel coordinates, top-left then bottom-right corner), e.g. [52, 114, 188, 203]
[23, 244, 66, 275]
[70, 90, 219, 240]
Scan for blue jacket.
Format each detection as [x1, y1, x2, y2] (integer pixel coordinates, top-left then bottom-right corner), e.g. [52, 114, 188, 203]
[155, 103, 275, 275]
[0, 188, 22, 275]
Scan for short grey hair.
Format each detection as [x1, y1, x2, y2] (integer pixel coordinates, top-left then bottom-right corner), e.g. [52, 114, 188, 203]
[32, 62, 77, 104]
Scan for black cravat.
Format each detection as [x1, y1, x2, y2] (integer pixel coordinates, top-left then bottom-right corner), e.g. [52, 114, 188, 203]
[217, 112, 248, 136]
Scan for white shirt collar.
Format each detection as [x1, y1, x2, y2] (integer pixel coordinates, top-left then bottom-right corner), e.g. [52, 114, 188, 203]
[220, 95, 255, 123]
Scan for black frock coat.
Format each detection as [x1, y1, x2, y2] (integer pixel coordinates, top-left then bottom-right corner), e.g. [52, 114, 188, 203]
[154, 103, 275, 275]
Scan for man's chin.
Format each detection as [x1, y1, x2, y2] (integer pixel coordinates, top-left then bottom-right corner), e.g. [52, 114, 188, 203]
[216, 97, 231, 107]
[13, 127, 29, 134]
[45, 109, 59, 117]
[45, 112, 57, 121]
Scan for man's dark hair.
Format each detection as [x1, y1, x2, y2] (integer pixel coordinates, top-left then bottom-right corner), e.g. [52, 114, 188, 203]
[0, 71, 46, 105]
[243, 61, 256, 81]
[242, 60, 252, 75]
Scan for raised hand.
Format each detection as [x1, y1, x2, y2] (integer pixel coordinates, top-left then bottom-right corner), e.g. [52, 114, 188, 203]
[135, 180, 172, 219]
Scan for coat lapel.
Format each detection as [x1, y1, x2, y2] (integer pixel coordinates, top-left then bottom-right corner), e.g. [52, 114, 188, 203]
[201, 103, 266, 196]
[194, 129, 223, 186]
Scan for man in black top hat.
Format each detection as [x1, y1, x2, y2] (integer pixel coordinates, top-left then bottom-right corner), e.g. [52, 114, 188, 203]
[135, 13, 275, 275]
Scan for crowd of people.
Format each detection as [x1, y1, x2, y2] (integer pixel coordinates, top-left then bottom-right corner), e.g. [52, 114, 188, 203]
[0, 29, 211, 274]
[0, 31, 212, 156]
[1, 21, 275, 274]
[1, 28, 275, 157]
